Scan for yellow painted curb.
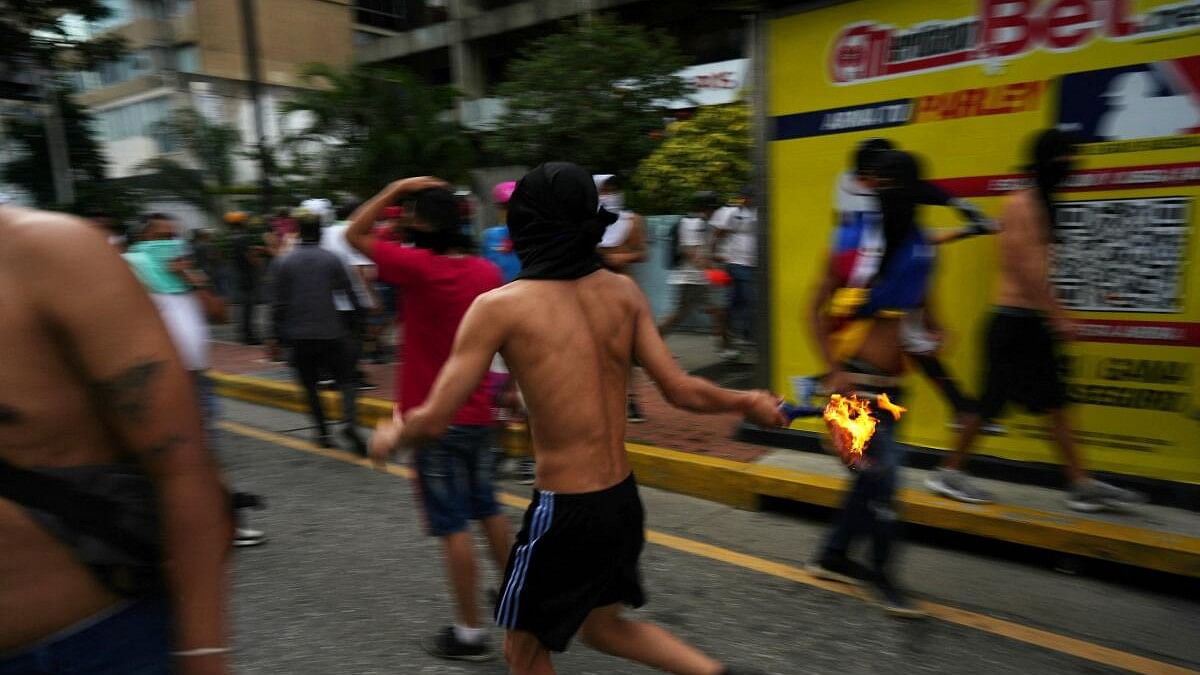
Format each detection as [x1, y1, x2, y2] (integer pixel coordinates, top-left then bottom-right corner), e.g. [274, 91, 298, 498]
[210, 370, 1200, 577]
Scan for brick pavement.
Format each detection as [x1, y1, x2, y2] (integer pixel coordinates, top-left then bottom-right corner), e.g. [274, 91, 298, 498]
[208, 338, 768, 462]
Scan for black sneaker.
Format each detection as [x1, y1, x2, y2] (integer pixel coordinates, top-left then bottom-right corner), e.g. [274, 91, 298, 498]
[421, 626, 492, 662]
[356, 380, 378, 391]
[627, 397, 647, 423]
[315, 433, 334, 449]
[872, 575, 926, 619]
[341, 427, 367, 456]
[805, 554, 870, 586]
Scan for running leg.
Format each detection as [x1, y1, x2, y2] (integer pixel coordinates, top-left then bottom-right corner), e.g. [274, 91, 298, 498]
[504, 630, 556, 675]
[578, 603, 723, 675]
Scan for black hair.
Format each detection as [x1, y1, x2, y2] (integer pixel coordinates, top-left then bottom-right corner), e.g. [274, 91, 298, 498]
[690, 190, 721, 211]
[336, 200, 362, 221]
[1026, 128, 1080, 240]
[142, 212, 173, 225]
[599, 175, 623, 191]
[873, 149, 921, 278]
[413, 188, 460, 234]
[297, 212, 322, 243]
[854, 137, 896, 176]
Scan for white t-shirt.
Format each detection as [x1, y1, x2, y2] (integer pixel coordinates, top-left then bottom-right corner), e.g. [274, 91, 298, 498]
[669, 216, 709, 285]
[321, 223, 376, 310]
[599, 211, 635, 249]
[152, 293, 209, 371]
[712, 205, 757, 267]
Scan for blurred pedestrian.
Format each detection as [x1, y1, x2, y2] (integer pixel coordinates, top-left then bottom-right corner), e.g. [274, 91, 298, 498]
[482, 181, 521, 284]
[808, 150, 933, 618]
[711, 185, 758, 360]
[836, 137, 996, 429]
[228, 210, 266, 345]
[0, 204, 231, 675]
[126, 214, 265, 548]
[322, 201, 379, 391]
[270, 210, 367, 454]
[594, 174, 650, 423]
[347, 178, 511, 662]
[659, 190, 722, 336]
[190, 227, 226, 297]
[928, 129, 1146, 512]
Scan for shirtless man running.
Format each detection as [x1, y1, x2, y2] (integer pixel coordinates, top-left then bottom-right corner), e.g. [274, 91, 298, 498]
[0, 206, 231, 675]
[371, 163, 783, 675]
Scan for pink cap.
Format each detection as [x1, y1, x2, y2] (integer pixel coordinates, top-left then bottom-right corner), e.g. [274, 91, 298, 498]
[492, 181, 517, 205]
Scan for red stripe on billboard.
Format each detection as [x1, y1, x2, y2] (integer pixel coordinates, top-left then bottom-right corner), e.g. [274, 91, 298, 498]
[1073, 320, 1200, 347]
[932, 161, 1200, 197]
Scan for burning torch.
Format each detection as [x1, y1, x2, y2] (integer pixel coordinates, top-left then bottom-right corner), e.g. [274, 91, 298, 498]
[778, 377, 906, 470]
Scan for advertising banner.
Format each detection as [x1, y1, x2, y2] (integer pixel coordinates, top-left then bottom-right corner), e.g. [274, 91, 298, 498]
[767, 0, 1200, 482]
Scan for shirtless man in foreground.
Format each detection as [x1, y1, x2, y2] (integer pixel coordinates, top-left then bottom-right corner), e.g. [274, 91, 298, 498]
[0, 207, 231, 675]
[372, 163, 783, 675]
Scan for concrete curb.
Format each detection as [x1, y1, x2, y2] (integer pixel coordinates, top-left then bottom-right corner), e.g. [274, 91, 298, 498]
[210, 371, 1200, 578]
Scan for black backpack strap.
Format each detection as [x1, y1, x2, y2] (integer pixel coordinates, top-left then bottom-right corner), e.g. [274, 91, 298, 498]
[0, 457, 158, 561]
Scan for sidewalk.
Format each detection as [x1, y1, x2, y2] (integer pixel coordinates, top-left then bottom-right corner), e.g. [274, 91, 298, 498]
[207, 331, 1200, 578]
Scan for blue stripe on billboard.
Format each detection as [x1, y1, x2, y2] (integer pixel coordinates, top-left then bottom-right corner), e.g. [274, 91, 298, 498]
[772, 98, 913, 141]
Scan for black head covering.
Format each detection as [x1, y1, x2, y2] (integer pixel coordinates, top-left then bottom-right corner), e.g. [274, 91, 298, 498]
[1026, 128, 1079, 240]
[508, 162, 619, 280]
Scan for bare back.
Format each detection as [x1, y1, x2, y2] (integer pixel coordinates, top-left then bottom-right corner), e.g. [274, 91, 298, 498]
[493, 271, 641, 493]
[0, 210, 128, 647]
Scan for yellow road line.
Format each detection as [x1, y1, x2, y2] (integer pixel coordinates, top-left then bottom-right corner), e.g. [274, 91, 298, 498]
[217, 419, 1197, 675]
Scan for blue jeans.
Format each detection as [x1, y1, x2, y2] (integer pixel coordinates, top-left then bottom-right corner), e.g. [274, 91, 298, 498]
[821, 413, 905, 574]
[414, 425, 500, 536]
[726, 263, 757, 342]
[0, 599, 170, 675]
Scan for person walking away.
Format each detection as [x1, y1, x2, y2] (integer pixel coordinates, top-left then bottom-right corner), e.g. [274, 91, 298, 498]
[323, 201, 380, 391]
[270, 210, 367, 454]
[927, 129, 1146, 512]
[228, 210, 265, 345]
[347, 180, 513, 662]
[0, 204, 232, 675]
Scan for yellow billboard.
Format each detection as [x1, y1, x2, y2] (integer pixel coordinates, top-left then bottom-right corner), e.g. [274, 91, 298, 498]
[766, 0, 1200, 483]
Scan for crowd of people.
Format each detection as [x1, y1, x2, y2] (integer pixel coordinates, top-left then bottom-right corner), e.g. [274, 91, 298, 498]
[0, 128, 1152, 675]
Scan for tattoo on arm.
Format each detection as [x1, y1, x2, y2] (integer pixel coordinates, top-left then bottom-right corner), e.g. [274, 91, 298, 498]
[0, 404, 20, 425]
[147, 435, 187, 458]
[89, 361, 165, 425]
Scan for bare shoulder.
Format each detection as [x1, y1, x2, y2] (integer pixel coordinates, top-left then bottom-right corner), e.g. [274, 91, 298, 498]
[1, 208, 113, 275]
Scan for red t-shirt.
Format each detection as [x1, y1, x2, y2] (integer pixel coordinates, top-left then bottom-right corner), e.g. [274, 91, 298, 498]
[371, 240, 501, 425]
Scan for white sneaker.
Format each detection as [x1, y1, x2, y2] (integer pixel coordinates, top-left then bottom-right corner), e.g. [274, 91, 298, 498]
[1067, 479, 1147, 513]
[719, 349, 742, 361]
[925, 468, 995, 504]
[234, 527, 266, 547]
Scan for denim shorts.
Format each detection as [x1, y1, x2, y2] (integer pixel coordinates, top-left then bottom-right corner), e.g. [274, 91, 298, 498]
[0, 598, 170, 675]
[414, 425, 501, 536]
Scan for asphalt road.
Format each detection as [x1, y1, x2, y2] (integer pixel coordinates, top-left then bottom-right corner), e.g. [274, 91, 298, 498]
[216, 399, 1198, 675]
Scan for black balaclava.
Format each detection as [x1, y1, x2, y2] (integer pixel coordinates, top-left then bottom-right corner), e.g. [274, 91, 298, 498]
[508, 162, 619, 280]
[873, 149, 921, 278]
[1027, 128, 1078, 241]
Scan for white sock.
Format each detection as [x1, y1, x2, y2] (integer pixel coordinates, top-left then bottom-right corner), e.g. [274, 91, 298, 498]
[454, 624, 485, 645]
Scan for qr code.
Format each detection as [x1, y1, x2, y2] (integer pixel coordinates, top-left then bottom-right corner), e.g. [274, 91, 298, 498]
[1053, 197, 1191, 313]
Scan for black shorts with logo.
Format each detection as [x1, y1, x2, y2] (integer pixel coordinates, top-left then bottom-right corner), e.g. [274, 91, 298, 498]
[978, 306, 1068, 420]
[495, 473, 645, 652]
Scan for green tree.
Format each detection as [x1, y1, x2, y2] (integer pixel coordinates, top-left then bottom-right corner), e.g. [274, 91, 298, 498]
[281, 63, 473, 197]
[1, 87, 110, 208]
[0, 0, 125, 72]
[136, 106, 243, 214]
[632, 104, 750, 215]
[487, 16, 693, 175]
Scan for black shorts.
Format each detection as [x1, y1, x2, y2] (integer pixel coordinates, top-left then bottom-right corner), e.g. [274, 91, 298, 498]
[495, 473, 645, 652]
[978, 307, 1068, 420]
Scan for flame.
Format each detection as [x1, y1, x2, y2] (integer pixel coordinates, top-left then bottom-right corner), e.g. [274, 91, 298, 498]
[823, 394, 878, 467]
[876, 392, 907, 421]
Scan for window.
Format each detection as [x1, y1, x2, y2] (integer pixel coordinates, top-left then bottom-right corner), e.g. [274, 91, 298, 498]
[95, 97, 172, 144]
[175, 45, 200, 73]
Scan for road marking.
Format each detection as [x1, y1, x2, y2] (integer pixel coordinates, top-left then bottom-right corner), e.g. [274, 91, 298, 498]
[218, 419, 1197, 675]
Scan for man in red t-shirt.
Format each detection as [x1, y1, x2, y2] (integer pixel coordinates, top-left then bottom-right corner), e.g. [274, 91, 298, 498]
[348, 179, 512, 662]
